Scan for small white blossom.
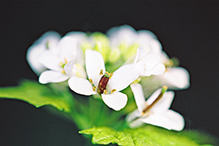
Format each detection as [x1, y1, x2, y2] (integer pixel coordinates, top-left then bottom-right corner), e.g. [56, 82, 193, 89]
[26, 31, 61, 75]
[68, 49, 140, 111]
[107, 25, 165, 76]
[107, 25, 161, 53]
[38, 33, 86, 84]
[126, 83, 184, 131]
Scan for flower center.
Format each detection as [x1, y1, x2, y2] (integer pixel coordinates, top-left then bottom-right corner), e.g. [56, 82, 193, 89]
[97, 71, 113, 94]
[97, 75, 109, 94]
[59, 58, 68, 74]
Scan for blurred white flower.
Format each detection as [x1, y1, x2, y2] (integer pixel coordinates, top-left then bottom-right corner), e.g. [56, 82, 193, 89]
[107, 25, 161, 51]
[126, 83, 184, 131]
[68, 49, 140, 111]
[26, 31, 61, 75]
[27, 31, 86, 84]
[38, 33, 86, 84]
[107, 25, 162, 60]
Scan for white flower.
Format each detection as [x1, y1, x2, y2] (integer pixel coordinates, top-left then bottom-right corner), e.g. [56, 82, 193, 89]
[107, 25, 161, 51]
[126, 83, 184, 131]
[134, 47, 165, 76]
[140, 51, 190, 95]
[107, 25, 162, 56]
[38, 32, 86, 84]
[26, 31, 61, 75]
[107, 25, 165, 76]
[68, 49, 140, 111]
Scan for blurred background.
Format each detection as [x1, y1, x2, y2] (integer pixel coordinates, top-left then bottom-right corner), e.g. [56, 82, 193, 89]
[0, 1, 218, 145]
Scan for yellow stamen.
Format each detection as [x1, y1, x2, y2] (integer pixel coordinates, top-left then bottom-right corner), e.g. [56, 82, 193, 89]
[111, 89, 116, 93]
[92, 86, 96, 91]
[59, 62, 64, 66]
[99, 69, 103, 76]
[104, 90, 107, 94]
[89, 79, 93, 84]
[163, 86, 168, 90]
[109, 73, 113, 79]
[64, 58, 68, 64]
[132, 78, 141, 84]
[105, 71, 110, 76]
[61, 70, 66, 74]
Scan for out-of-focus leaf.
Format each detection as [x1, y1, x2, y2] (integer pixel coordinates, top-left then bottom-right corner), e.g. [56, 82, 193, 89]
[0, 80, 74, 112]
[79, 125, 218, 146]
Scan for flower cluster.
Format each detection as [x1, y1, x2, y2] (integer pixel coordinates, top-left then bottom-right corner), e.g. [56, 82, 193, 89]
[27, 25, 189, 131]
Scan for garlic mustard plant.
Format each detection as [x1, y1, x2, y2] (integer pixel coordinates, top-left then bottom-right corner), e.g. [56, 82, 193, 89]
[13, 25, 210, 146]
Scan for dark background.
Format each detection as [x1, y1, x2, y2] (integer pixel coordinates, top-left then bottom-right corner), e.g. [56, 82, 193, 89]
[0, 1, 218, 145]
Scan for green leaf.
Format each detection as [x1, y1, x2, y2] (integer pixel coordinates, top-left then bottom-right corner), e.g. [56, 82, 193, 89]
[0, 80, 74, 112]
[79, 125, 218, 146]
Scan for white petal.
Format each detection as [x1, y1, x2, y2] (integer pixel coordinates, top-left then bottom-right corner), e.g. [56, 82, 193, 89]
[108, 64, 140, 92]
[34, 31, 60, 53]
[142, 51, 161, 71]
[38, 50, 62, 71]
[160, 51, 170, 64]
[150, 91, 174, 114]
[126, 106, 145, 128]
[65, 61, 87, 78]
[126, 109, 141, 123]
[133, 47, 150, 64]
[85, 49, 105, 86]
[135, 49, 160, 68]
[68, 76, 96, 96]
[75, 47, 85, 66]
[149, 39, 162, 53]
[107, 25, 136, 47]
[65, 32, 86, 65]
[39, 70, 69, 84]
[141, 63, 165, 76]
[65, 31, 86, 42]
[64, 60, 75, 75]
[163, 110, 185, 131]
[26, 44, 46, 75]
[146, 88, 162, 105]
[72, 64, 87, 78]
[141, 110, 184, 131]
[35, 31, 60, 45]
[161, 67, 190, 89]
[138, 30, 157, 40]
[134, 49, 164, 76]
[102, 92, 127, 111]
[58, 36, 78, 61]
[130, 83, 146, 113]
